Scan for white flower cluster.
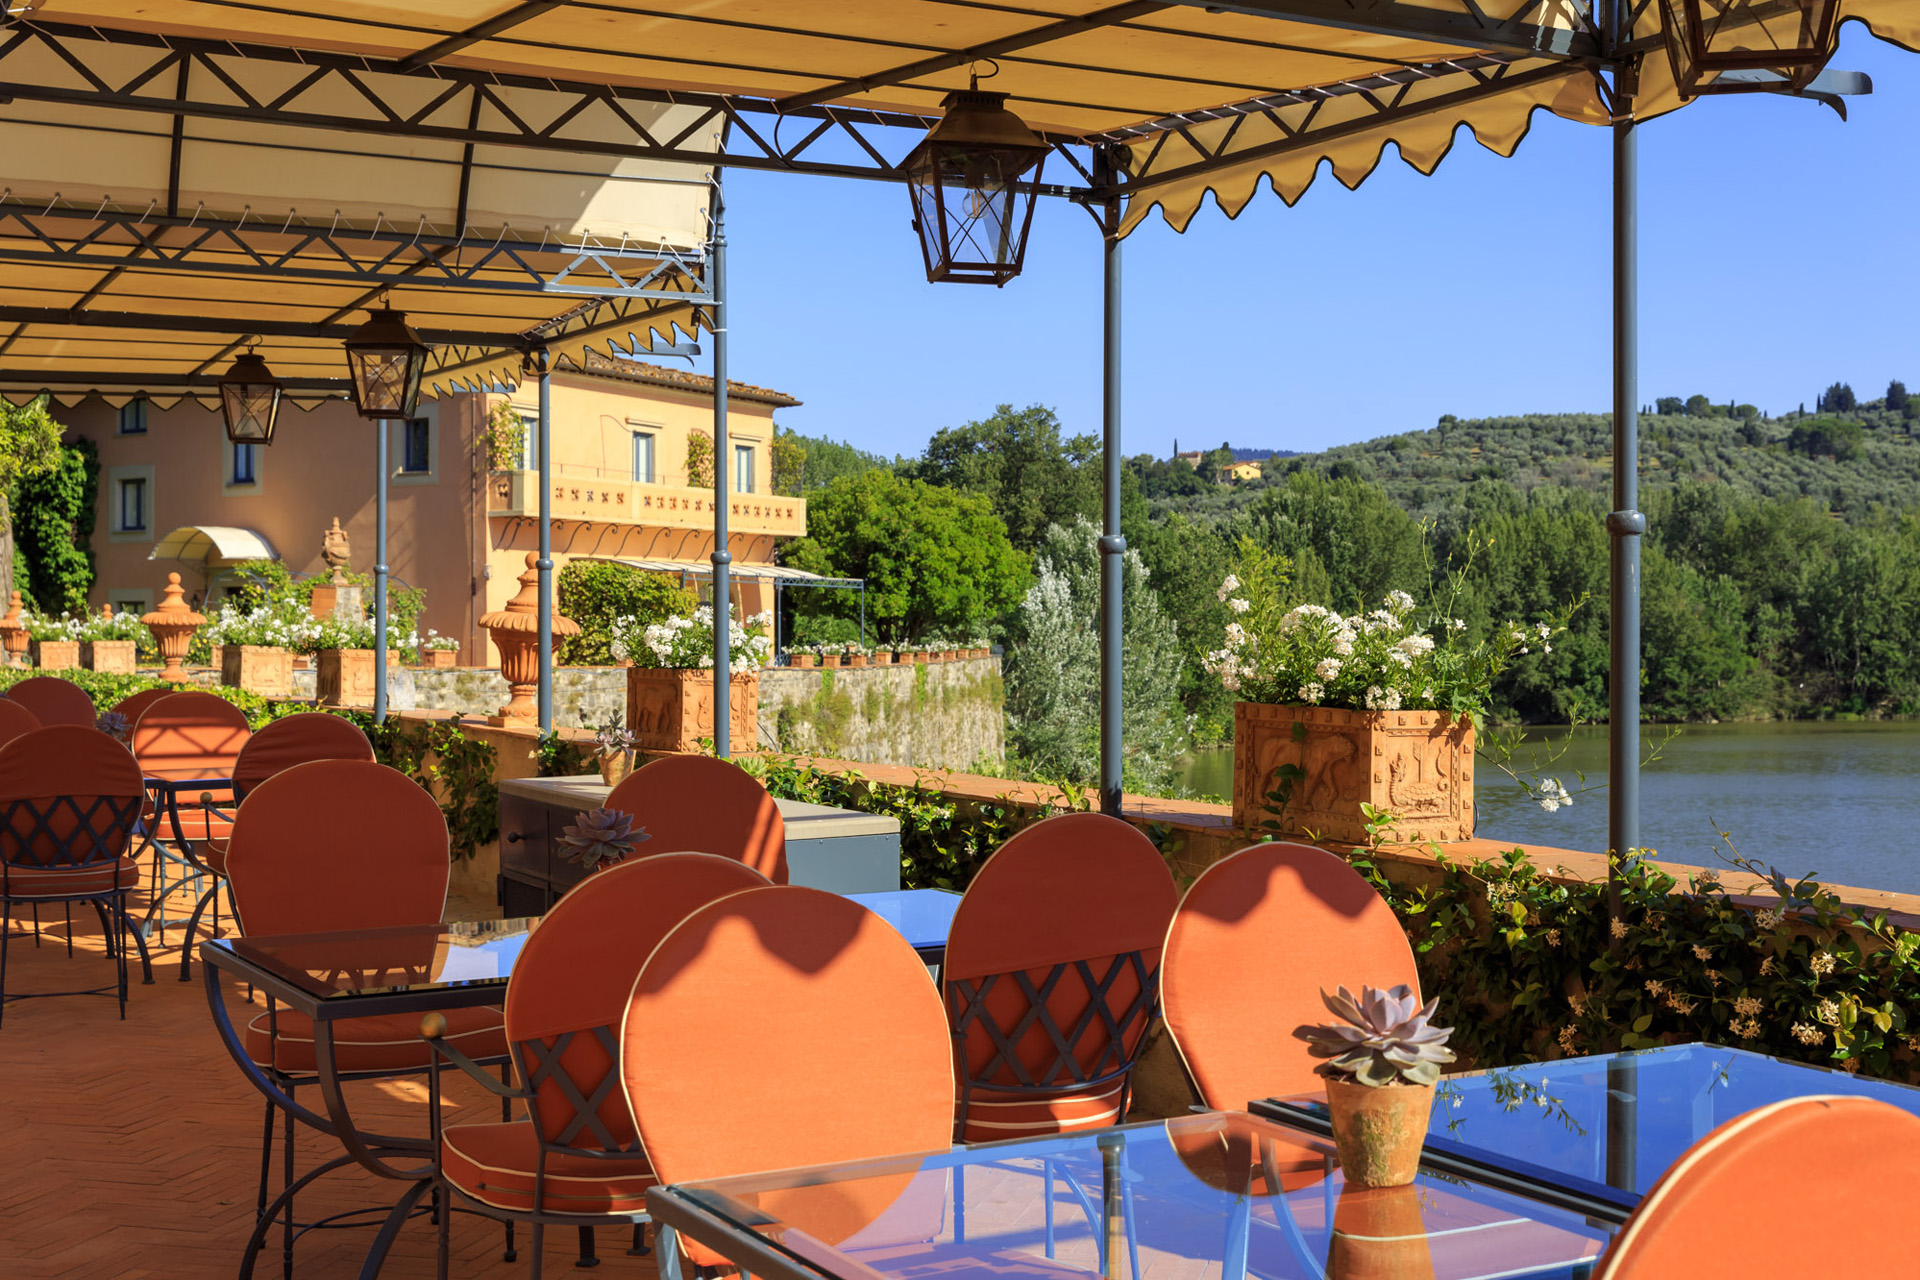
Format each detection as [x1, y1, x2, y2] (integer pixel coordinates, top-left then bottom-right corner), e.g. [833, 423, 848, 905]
[1536, 777, 1573, 813]
[203, 602, 329, 652]
[612, 606, 772, 674]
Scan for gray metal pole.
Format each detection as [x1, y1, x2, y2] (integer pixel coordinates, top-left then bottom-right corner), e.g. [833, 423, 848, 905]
[374, 418, 389, 722]
[1606, 18, 1643, 916]
[1097, 149, 1125, 817]
[710, 181, 732, 758]
[535, 350, 554, 734]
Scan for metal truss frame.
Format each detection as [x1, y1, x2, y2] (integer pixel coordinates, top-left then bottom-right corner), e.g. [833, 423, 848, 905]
[0, 199, 713, 303]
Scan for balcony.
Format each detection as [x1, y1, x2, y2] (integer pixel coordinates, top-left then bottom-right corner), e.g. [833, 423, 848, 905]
[486, 468, 806, 538]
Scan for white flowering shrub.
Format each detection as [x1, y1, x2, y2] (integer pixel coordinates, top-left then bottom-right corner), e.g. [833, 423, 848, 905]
[203, 601, 329, 652]
[611, 605, 772, 674]
[1201, 541, 1558, 720]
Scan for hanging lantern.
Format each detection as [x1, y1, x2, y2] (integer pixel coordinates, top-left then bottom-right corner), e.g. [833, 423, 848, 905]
[342, 305, 427, 420]
[217, 347, 283, 445]
[903, 85, 1049, 286]
[1658, 0, 1841, 98]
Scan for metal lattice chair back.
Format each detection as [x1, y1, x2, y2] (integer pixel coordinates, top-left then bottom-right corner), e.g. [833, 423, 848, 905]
[1160, 842, 1420, 1110]
[505, 852, 771, 1152]
[6, 677, 98, 728]
[0, 726, 144, 876]
[942, 812, 1178, 1141]
[604, 754, 787, 883]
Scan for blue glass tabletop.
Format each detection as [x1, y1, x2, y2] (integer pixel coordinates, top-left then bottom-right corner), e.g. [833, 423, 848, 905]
[652, 1111, 1611, 1280]
[842, 889, 961, 952]
[1256, 1043, 1920, 1219]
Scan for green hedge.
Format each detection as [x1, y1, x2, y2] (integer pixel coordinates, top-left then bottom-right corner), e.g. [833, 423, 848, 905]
[555, 560, 694, 666]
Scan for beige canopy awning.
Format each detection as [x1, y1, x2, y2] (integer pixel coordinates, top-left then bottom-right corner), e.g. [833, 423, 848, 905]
[147, 525, 279, 567]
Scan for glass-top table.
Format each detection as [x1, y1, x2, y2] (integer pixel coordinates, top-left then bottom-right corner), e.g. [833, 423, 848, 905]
[209, 916, 536, 1015]
[842, 888, 961, 964]
[1253, 1043, 1920, 1222]
[648, 1111, 1611, 1280]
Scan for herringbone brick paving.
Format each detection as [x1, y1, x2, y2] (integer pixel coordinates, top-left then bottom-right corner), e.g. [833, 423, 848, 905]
[0, 883, 663, 1280]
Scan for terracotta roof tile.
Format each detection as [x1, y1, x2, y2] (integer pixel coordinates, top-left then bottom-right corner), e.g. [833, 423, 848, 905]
[565, 348, 801, 407]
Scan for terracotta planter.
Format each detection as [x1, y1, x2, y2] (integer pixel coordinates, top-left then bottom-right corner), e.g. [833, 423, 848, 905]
[1232, 703, 1473, 844]
[846, 654, 867, 668]
[221, 645, 294, 698]
[822, 654, 841, 668]
[31, 639, 80, 670]
[1325, 1078, 1433, 1189]
[912, 652, 928, 664]
[626, 667, 759, 753]
[790, 654, 816, 669]
[83, 640, 137, 674]
[597, 749, 635, 786]
[481, 552, 579, 725]
[316, 648, 378, 707]
[420, 649, 458, 668]
[1328, 1184, 1437, 1280]
[873, 652, 893, 666]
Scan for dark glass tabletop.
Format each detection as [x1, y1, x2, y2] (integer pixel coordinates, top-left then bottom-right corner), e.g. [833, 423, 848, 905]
[1255, 1044, 1920, 1219]
[651, 1111, 1610, 1280]
[841, 889, 960, 953]
[211, 917, 536, 1002]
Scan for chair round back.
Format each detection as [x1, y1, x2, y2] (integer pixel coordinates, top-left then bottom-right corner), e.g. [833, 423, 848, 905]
[506, 853, 770, 1150]
[7, 676, 98, 728]
[232, 713, 375, 798]
[604, 754, 786, 884]
[623, 885, 952, 1186]
[942, 811, 1179, 1141]
[0, 699, 42, 750]
[225, 759, 449, 936]
[0, 726, 145, 875]
[131, 691, 251, 782]
[1594, 1095, 1920, 1278]
[1160, 842, 1419, 1110]
[111, 687, 175, 736]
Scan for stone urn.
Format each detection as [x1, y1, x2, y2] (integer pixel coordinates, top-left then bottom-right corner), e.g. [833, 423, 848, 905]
[1232, 704, 1473, 845]
[141, 574, 206, 682]
[479, 552, 578, 725]
[0, 593, 26, 667]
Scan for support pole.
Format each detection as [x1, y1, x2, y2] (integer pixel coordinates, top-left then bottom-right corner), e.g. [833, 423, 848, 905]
[1096, 148, 1125, 818]
[1606, 13, 1642, 921]
[710, 181, 733, 758]
[534, 349, 554, 735]
[374, 419, 389, 723]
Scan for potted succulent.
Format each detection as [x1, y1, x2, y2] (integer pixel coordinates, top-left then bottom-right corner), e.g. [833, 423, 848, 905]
[24, 611, 80, 670]
[555, 806, 649, 872]
[1204, 543, 1562, 843]
[1294, 984, 1456, 1188]
[613, 605, 770, 753]
[418, 630, 460, 668]
[593, 719, 640, 785]
[78, 605, 143, 673]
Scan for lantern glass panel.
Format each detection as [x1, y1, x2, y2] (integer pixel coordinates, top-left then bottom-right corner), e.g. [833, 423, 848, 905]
[1660, 0, 1840, 95]
[904, 90, 1047, 286]
[221, 381, 280, 445]
[348, 346, 423, 418]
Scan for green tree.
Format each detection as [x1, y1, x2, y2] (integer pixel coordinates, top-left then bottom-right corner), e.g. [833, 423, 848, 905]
[770, 428, 806, 497]
[1818, 382, 1857, 414]
[1654, 397, 1686, 416]
[1000, 518, 1186, 791]
[1684, 394, 1713, 417]
[1787, 417, 1864, 461]
[14, 437, 98, 614]
[901, 404, 1098, 553]
[779, 431, 890, 493]
[555, 560, 695, 664]
[0, 400, 75, 601]
[1887, 380, 1909, 417]
[785, 470, 1028, 643]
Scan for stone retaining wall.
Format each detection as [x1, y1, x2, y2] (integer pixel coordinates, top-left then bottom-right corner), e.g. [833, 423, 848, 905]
[757, 656, 1004, 771]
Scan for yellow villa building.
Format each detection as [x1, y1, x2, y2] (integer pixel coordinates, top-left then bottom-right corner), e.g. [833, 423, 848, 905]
[71, 350, 805, 664]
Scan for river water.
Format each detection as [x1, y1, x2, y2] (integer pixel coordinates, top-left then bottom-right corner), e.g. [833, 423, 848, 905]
[1174, 722, 1920, 896]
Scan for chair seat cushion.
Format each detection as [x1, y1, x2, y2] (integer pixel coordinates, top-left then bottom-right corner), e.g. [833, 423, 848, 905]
[958, 1080, 1127, 1144]
[3, 856, 141, 900]
[442, 1122, 654, 1215]
[245, 1004, 505, 1075]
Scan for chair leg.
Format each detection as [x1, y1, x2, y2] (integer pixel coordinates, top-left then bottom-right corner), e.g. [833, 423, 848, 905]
[257, 1095, 275, 1228]
[529, 1223, 545, 1280]
[1, 898, 10, 1029]
[178, 882, 221, 981]
[114, 902, 154, 985]
[436, 1184, 451, 1280]
[63, 900, 73, 958]
[30, 902, 40, 948]
[282, 1098, 296, 1280]
[628, 1223, 650, 1256]
[577, 1225, 600, 1268]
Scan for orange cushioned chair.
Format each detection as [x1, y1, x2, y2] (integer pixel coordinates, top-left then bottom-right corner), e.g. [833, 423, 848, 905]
[604, 754, 786, 883]
[622, 885, 956, 1276]
[131, 690, 252, 951]
[1160, 842, 1420, 1111]
[110, 687, 174, 737]
[943, 812, 1179, 1144]
[426, 853, 771, 1279]
[174, 711, 374, 980]
[0, 725, 153, 1024]
[223, 759, 509, 1258]
[6, 675, 98, 728]
[1593, 1095, 1920, 1278]
[0, 699, 41, 748]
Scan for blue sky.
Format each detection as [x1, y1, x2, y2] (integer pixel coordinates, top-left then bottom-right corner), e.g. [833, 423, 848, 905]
[713, 26, 1917, 461]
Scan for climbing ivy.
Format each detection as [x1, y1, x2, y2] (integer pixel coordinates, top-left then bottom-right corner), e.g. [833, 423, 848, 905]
[13, 436, 97, 613]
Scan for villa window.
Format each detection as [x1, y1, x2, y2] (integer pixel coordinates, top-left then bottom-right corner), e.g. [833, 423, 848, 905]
[118, 400, 147, 435]
[117, 478, 147, 532]
[633, 431, 655, 484]
[518, 412, 538, 470]
[231, 442, 257, 486]
[734, 444, 754, 494]
[402, 418, 431, 473]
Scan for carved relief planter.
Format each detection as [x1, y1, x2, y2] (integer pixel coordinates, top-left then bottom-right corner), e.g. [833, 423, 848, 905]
[789, 653, 816, 669]
[31, 639, 80, 670]
[83, 640, 136, 674]
[626, 668, 758, 754]
[821, 654, 841, 669]
[846, 653, 867, 668]
[317, 649, 376, 707]
[1232, 703, 1472, 844]
[222, 645, 294, 699]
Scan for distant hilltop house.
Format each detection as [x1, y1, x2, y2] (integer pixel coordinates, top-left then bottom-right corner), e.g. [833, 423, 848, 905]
[1174, 450, 1206, 469]
[1225, 460, 1263, 481]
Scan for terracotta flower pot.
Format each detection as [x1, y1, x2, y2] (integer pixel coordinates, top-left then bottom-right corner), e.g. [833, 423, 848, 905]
[1328, 1183, 1438, 1280]
[822, 654, 841, 668]
[1325, 1078, 1434, 1188]
[791, 654, 816, 669]
[31, 639, 80, 670]
[140, 574, 205, 682]
[316, 649, 376, 707]
[83, 640, 136, 674]
[597, 749, 635, 786]
[222, 644, 294, 698]
[1232, 703, 1473, 844]
[480, 552, 579, 725]
[625, 667, 759, 753]
[846, 653, 867, 668]
[421, 648, 458, 668]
